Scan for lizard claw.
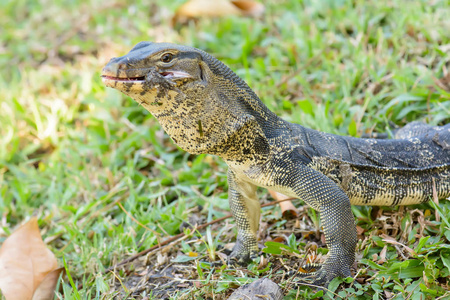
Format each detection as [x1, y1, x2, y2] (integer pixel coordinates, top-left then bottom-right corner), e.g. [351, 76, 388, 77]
[226, 232, 259, 266]
[227, 249, 258, 266]
[295, 267, 330, 287]
[294, 259, 352, 287]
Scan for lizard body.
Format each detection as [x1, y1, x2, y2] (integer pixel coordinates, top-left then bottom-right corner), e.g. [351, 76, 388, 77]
[102, 42, 450, 285]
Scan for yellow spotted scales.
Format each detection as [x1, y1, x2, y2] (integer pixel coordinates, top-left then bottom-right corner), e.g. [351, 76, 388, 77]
[102, 42, 450, 285]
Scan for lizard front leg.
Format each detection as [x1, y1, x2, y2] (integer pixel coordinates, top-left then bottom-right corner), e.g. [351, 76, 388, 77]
[275, 162, 358, 285]
[227, 169, 261, 265]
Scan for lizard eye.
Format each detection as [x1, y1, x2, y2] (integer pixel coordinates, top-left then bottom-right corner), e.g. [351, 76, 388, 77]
[161, 53, 173, 63]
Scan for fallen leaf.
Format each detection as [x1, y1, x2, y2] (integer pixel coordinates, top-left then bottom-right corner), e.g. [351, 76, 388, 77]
[423, 269, 429, 286]
[381, 234, 416, 256]
[272, 236, 285, 243]
[356, 225, 365, 236]
[304, 242, 318, 252]
[384, 290, 393, 298]
[268, 190, 298, 219]
[174, 0, 264, 23]
[156, 252, 168, 266]
[257, 255, 268, 269]
[0, 218, 60, 300]
[377, 246, 387, 264]
[216, 251, 227, 262]
[31, 268, 64, 300]
[432, 177, 440, 222]
[305, 253, 318, 265]
[230, 0, 265, 16]
[176, 0, 240, 18]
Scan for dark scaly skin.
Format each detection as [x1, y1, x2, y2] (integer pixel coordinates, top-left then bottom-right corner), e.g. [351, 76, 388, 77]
[102, 42, 450, 285]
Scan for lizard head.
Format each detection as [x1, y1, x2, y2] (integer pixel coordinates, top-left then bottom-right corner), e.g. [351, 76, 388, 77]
[102, 41, 204, 100]
[102, 42, 272, 159]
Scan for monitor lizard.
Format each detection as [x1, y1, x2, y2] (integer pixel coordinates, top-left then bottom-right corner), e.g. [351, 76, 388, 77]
[101, 42, 450, 286]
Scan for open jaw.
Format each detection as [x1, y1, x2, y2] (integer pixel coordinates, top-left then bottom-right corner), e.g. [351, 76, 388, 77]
[101, 70, 192, 85]
[101, 75, 146, 82]
[101, 74, 143, 89]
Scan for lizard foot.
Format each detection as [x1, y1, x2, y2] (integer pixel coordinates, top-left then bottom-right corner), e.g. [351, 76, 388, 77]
[227, 248, 258, 266]
[294, 259, 352, 287]
[227, 237, 259, 266]
[295, 267, 330, 287]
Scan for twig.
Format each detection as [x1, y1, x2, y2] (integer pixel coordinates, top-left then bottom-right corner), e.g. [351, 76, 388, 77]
[117, 202, 162, 240]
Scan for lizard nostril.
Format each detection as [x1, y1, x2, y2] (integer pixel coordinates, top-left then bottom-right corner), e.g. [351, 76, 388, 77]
[107, 56, 132, 69]
[102, 62, 120, 74]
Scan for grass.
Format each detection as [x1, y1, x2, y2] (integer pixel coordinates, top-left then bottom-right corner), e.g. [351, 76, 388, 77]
[1, 0, 449, 299]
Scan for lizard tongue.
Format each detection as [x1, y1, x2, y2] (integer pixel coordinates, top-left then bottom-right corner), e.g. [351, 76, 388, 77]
[160, 70, 192, 79]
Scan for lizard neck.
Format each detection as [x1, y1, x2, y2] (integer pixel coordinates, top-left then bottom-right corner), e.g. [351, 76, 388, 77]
[142, 51, 280, 162]
[130, 48, 284, 163]
[199, 50, 282, 128]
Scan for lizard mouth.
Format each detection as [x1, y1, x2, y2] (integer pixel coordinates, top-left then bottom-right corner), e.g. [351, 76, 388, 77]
[102, 71, 191, 83]
[101, 75, 146, 82]
[159, 71, 192, 79]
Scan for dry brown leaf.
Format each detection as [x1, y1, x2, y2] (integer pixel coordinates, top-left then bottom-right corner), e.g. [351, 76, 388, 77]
[380, 234, 416, 256]
[0, 218, 60, 300]
[257, 254, 268, 269]
[176, 0, 240, 18]
[31, 268, 64, 300]
[432, 177, 440, 222]
[356, 225, 365, 236]
[272, 236, 285, 243]
[230, 0, 265, 16]
[384, 290, 394, 298]
[377, 245, 387, 264]
[304, 242, 318, 253]
[268, 190, 299, 219]
[174, 0, 264, 23]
